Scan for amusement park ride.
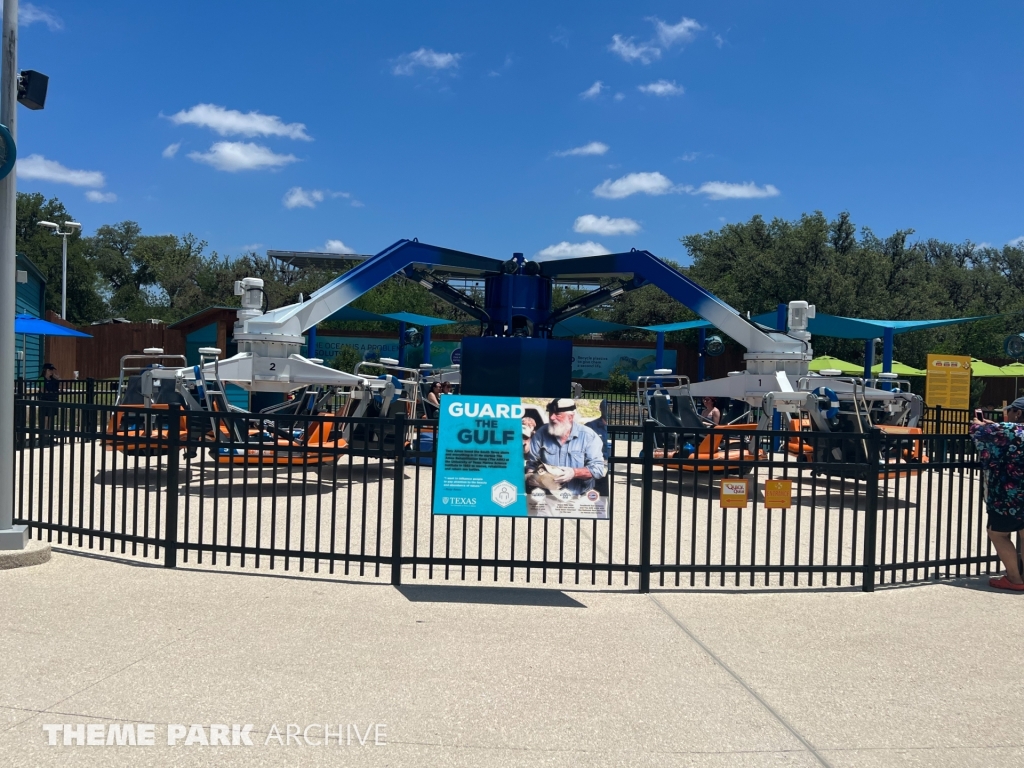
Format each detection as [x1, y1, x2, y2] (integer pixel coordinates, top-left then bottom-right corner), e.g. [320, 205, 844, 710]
[106, 239, 924, 468]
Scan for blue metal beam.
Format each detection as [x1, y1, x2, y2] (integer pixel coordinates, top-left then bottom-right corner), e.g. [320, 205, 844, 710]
[249, 240, 506, 336]
[540, 251, 799, 355]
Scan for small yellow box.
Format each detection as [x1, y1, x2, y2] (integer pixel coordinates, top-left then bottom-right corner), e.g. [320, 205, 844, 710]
[720, 479, 750, 509]
[764, 479, 793, 509]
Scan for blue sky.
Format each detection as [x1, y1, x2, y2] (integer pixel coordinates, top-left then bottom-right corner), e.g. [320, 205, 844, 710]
[13, 1, 1024, 263]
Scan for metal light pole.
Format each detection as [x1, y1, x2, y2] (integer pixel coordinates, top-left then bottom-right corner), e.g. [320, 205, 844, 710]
[37, 220, 81, 319]
[0, 0, 22, 548]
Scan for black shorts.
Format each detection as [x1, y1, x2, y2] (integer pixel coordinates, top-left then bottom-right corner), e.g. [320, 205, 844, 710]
[988, 511, 1024, 533]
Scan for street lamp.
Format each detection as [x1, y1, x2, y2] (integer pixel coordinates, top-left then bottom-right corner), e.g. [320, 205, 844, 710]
[37, 219, 80, 319]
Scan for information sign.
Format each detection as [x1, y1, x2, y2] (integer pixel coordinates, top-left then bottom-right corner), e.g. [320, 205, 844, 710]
[720, 479, 750, 509]
[434, 396, 610, 519]
[763, 480, 792, 509]
[925, 354, 972, 409]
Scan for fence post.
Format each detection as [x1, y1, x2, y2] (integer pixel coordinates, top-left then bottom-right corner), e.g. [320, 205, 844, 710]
[639, 418, 655, 593]
[85, 378, 96, 434]
[391, 412, 406, 587]
[861, 428, 882, 592]
[163, 404, 180, 569]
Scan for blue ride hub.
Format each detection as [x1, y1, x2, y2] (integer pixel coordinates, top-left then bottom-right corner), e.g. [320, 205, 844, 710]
[482, 271, 553, 337]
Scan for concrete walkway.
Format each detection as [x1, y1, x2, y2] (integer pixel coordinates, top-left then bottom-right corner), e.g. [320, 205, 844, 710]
[1, 549, 1022, 767]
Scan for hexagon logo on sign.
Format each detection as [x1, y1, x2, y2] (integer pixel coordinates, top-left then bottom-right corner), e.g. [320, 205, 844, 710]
[491, 480, 518, 508]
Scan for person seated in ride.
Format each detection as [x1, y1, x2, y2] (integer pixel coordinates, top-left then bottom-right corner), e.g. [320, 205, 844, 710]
[701, 396, 721, 425]
[525, 399, 606, 495]
[424, 382, 442, 417]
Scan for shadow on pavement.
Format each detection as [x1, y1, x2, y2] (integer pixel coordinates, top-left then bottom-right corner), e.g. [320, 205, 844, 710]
[397, 583, 586, 607]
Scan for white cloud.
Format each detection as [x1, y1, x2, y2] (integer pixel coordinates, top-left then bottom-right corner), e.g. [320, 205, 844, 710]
[580, 81, 605, 99]
[649, 16, 703, 47]
[162, 142, 181, 159]
[85, 191, 116, 203]
[614, 92, 625, 101]
[187, 142, 298, 172]
[638, 79, 684, 97]
[1009, 236, 1024, 247]
[242, 243, 263, 252]
[678, 152, 698, 162]
[692, 181, 780, 200]
[323, 239, 356, 254]
[393, 48, 462, 76]
[574, 215, 640, 236]
[535, 241, 609, 260]
[555, 141, 609, 157]
[20, 3, 63, 31]
[167, 103, 311, 141]
[19, 154, 105, 187]
[714, 34, 725, 48]
[593, 171, 676, 199]
[608, 34, 660, 64]
[283, 187, 326, 209]
[488, 55, 514, 77]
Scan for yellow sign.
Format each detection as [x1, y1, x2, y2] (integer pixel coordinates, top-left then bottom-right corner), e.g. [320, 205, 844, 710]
[764, 480, 793, 509]
[720, 479, 750, 509]
[925, 354, 971, 410]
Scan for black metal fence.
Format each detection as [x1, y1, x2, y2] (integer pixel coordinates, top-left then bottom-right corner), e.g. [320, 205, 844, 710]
[16, 378, 121, 405]
[579, 390, 640, 426]
[923, 405, 1001, 435]
[13, 400, 997, 592]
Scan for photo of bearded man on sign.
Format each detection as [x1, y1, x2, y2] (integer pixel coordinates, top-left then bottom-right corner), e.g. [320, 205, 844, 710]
[525, 398, 607, 496]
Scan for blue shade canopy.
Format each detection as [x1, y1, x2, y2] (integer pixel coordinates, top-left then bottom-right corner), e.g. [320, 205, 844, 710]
[324, 306, 455, 326]
[640, 319, 714, 333]
[750, 311, 1000, 340]
[382, 311, 457, 327]
[14, 314, 92, 338]
[552, 316, 632, 336]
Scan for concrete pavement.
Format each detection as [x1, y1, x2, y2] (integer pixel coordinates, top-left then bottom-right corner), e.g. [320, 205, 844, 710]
[1, 548, 1022, 767]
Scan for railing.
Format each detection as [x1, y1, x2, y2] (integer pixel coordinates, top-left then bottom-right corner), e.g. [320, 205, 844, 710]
[579, 390, 640, 426]
[923, 405, 1002, 435]
[16, 378, 121, 406]
[13, 401, 996, 592]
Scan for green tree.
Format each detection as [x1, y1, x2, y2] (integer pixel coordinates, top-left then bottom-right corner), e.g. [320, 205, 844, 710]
[16, 193, 105, 323]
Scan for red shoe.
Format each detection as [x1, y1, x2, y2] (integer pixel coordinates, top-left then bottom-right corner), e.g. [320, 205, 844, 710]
[989, 576, 1024, 591]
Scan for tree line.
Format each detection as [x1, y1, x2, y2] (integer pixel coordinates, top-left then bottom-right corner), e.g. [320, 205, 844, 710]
[19, 193, 1024, 369]
[603, 211, 1024, 369]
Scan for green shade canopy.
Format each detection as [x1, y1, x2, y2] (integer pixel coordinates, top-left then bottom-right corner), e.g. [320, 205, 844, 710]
[809, 355, 862, 375]
[970, 358, 1009, 377]
[871, 360, 926, 377]
[999, 362, 1024, 376]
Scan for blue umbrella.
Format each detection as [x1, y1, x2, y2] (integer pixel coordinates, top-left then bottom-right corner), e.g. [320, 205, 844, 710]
[14, 314, 92, 338]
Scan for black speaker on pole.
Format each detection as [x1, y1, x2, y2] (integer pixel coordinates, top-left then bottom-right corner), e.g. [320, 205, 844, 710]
[18, 70, 48, 111]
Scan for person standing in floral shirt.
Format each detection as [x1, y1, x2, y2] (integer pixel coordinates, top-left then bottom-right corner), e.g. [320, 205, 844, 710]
[970, 397, 1024, 591]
